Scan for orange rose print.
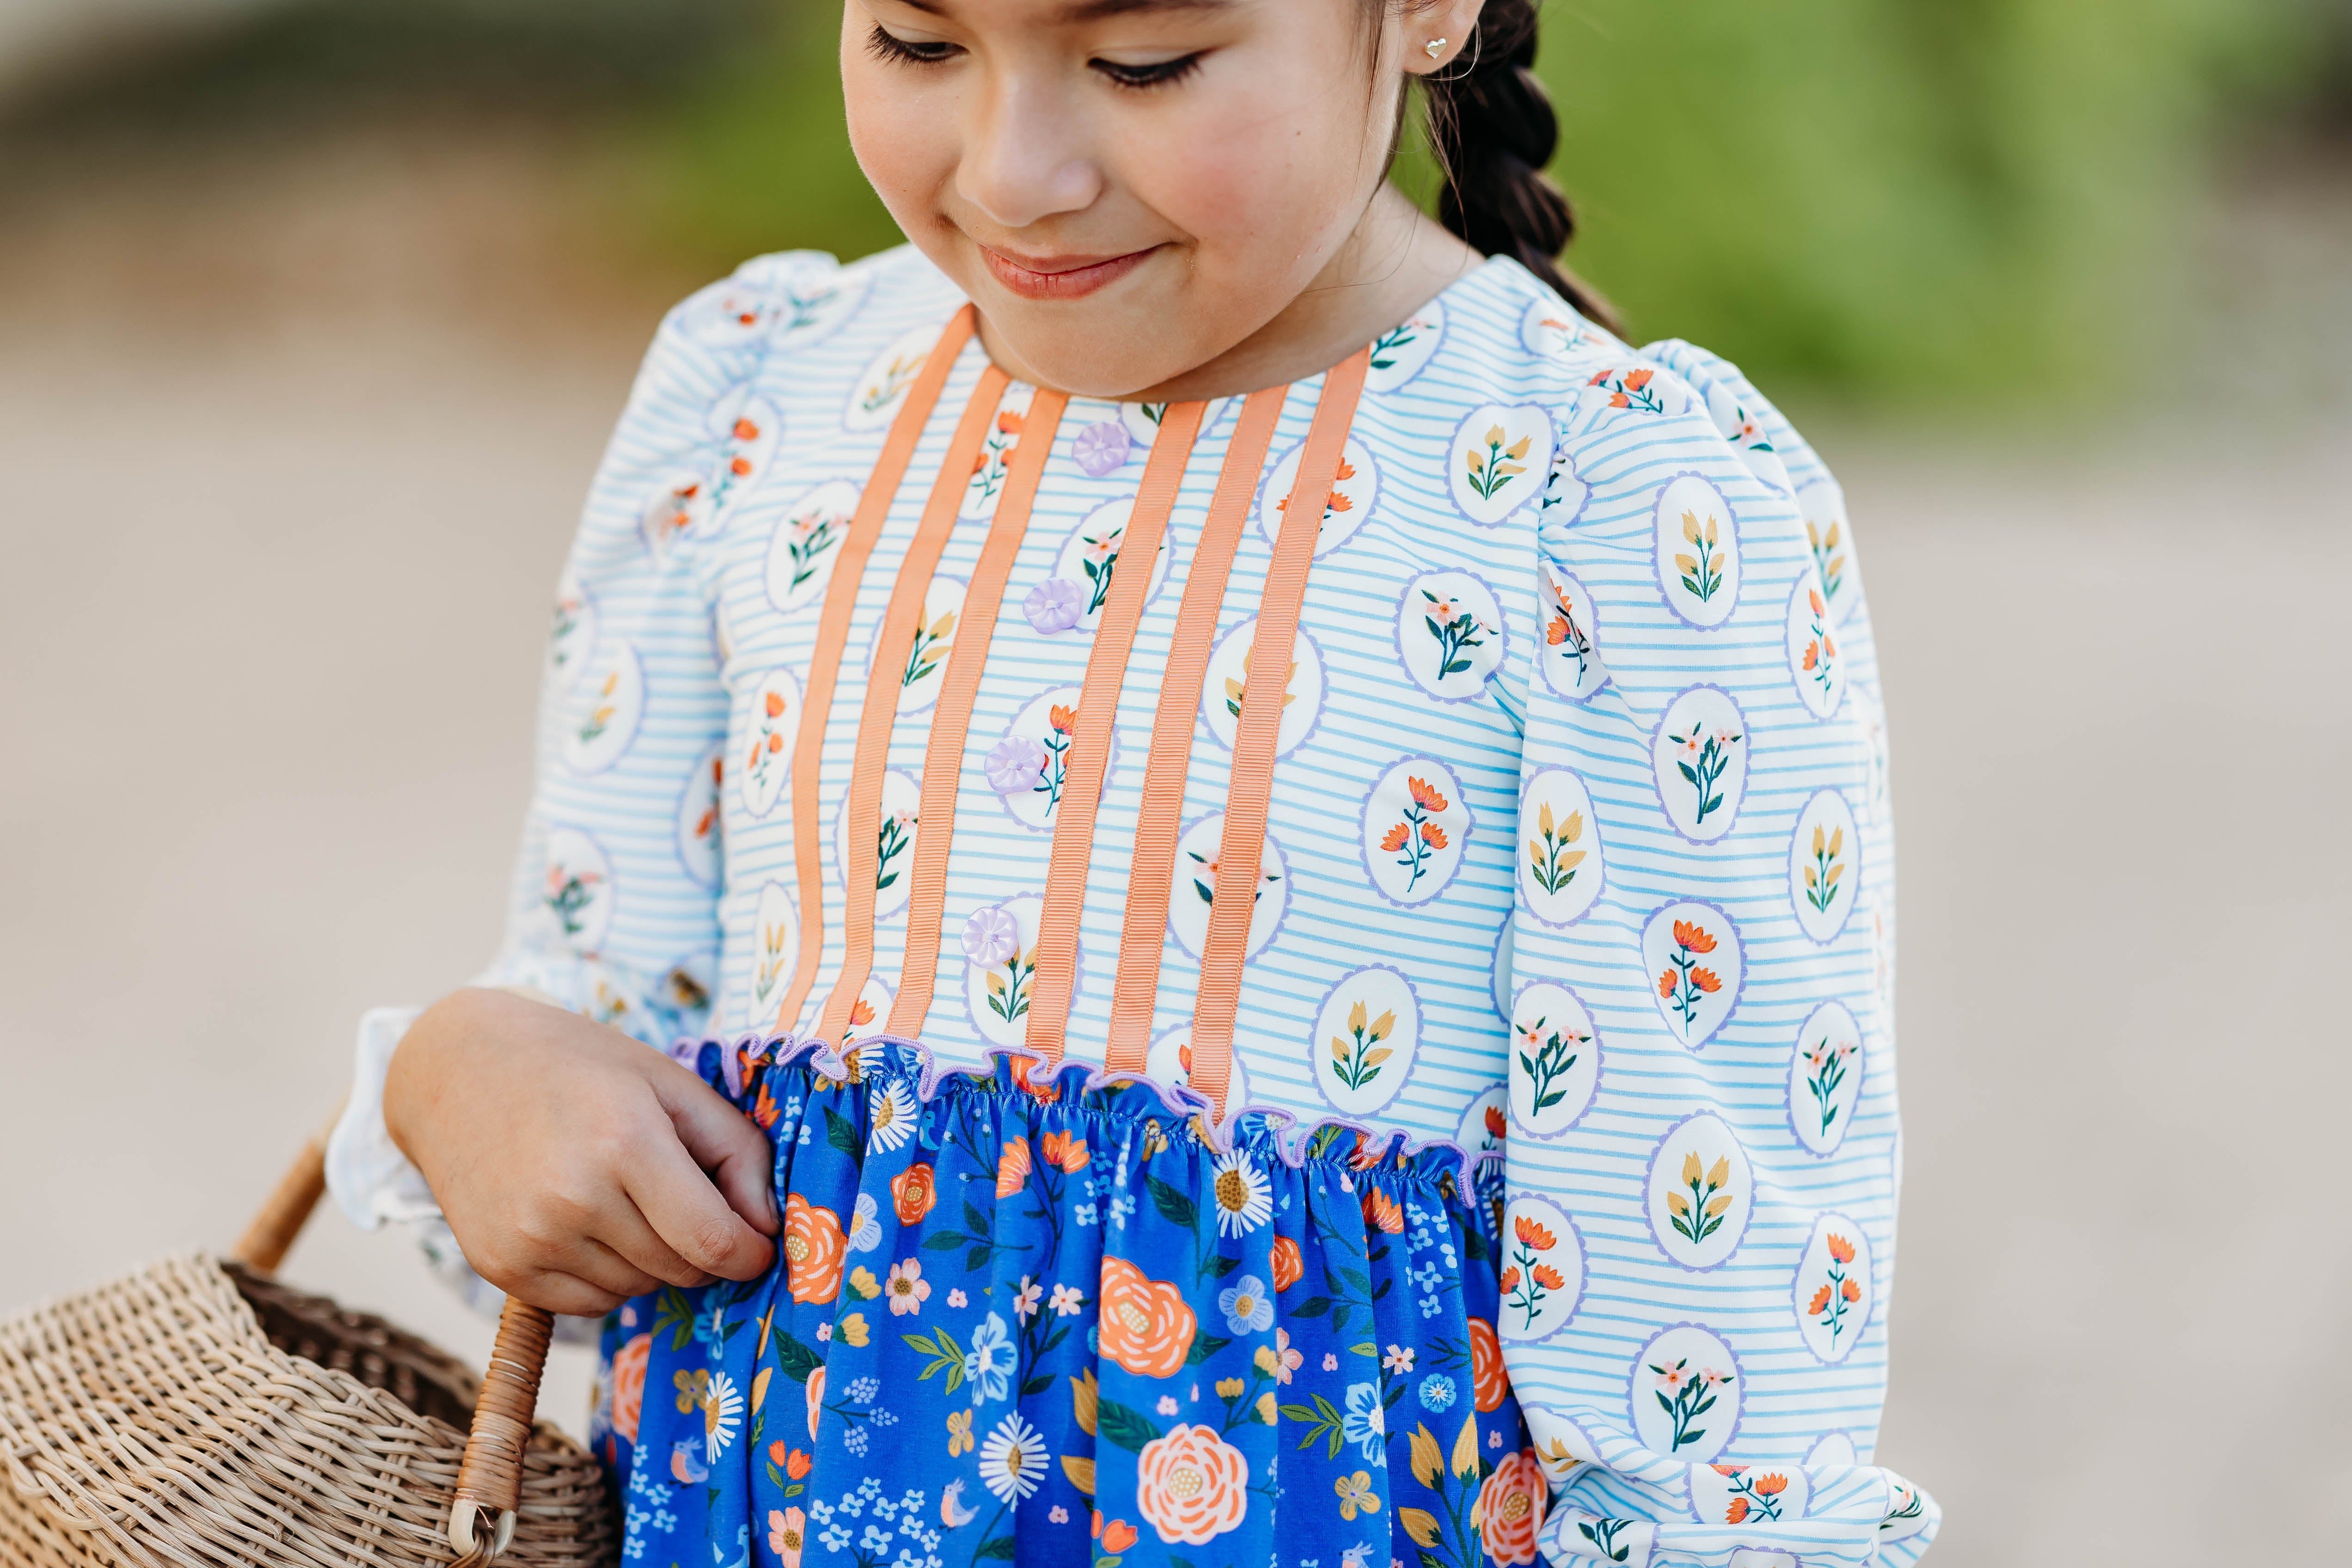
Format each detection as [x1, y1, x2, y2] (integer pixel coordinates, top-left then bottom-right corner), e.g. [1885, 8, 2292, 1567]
[782, 1193, 846, 1305]
[608, 1331, 651, 1443]
[891, 1162, 937, 1225]
[1268, 1234, 1304, 1294]
[1133, 1424, 1250, 1545]
[1467, 1316, 1508, 1413]
[1477, 1448, 1548, 1566]
[1097, 1257, 1196, 1378]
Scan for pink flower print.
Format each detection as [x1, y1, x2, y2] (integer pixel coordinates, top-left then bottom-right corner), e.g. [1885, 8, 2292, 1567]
[962, 905, 1019, 967]
[1072, 420, 1132, 476]
[1023, 576, 1083, 635]
[985, 735, 1047, 794]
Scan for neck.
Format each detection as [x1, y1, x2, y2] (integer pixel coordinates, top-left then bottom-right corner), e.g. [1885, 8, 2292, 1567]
[978, 184, 1484, 404]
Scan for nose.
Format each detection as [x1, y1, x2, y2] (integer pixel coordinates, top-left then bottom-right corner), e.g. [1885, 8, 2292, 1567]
[955, 74, 1103, 232]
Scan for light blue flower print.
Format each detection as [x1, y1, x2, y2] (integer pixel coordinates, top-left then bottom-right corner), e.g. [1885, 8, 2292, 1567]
[1419, 1374, 1457, 1411]
[1074, 1201, 1098, 1226]
[1341, 1382, 1385, 1461]
[1219, 1274, 1274, 1335]
[963, 1311, 1015, 1403]
[849, 1190, 882, 1252]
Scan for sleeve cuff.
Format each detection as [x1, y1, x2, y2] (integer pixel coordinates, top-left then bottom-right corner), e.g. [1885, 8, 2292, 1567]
[325, 1004, 439, 1230]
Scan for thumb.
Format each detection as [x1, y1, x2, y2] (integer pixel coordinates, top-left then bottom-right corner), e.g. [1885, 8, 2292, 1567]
[649, 1058, 782, 1237]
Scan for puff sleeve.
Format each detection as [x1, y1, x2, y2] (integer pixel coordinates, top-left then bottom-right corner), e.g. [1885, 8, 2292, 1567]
[324, 257, 819, 1231]
[1496, 342, 1938, 1565]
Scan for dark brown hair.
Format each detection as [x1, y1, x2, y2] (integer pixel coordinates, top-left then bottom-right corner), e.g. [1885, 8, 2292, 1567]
[1409, 0, 1620, 335]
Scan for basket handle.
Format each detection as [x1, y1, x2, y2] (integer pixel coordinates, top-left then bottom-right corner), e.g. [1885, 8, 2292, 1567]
[231, 1105, 343, 1273]
[448, 1295, 557, 1562]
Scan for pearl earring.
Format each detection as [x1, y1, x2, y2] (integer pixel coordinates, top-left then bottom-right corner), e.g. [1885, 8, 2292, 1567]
[1424, 38, 1447, 60]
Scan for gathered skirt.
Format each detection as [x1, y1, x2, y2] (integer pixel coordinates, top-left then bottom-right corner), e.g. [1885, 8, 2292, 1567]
[593, 1038, 1544, 1568]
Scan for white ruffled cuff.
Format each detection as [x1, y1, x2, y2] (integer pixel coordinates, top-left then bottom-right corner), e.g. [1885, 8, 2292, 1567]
[325, 1004, 439, 1230]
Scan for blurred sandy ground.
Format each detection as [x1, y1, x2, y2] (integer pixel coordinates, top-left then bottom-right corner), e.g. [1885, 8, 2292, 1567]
[2, 108, 2350, 1568]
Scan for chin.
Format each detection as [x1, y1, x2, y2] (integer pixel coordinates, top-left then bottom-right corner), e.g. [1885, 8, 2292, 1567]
[985, 296, 1200, 400]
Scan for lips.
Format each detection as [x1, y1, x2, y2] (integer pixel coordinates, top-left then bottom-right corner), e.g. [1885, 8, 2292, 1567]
[979, 243, 1158, 301]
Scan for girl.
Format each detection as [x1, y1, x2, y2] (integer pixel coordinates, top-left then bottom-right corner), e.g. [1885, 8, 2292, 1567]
[330, 2, 1938, 1564]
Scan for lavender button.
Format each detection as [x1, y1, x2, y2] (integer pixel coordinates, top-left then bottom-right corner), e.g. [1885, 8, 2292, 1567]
[1023, 576, 1084, 635]
[1072, 420, 1132, 477]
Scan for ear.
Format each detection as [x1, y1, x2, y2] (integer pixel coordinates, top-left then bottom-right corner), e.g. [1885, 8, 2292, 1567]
[1401, 0, 1489, 77]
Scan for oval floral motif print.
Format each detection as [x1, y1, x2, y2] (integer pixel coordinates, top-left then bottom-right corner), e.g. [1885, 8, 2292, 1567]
[1396, 570, 1508, 702]
[1651, 475, 1741, 629]
[564, 644, 644, 776]
[1497, 1194, 1583, 1342]
[1517, 768, 1602, 926]
[1704, 379, 1793, 495]
[1787, 1000, 1865, 1157]
[1049, 496, 1171, 633]
[1358, 759, 1471, 906]
[1255, 434, 1378, 557]
[1519, 295, 1583, 358]
[985, 686, 1096, 832]
[1789, 788, 1861, 944]
[1310, 965, 1419, 1119]
[1628, 1323, 1742, 1463]
[832, 768, 921, 923]
[1689, 1462, 1812, 1530]
[1167, 814, 1288, 960]
[673, 741, 724, 889]
[1366, 295, 1446, 391]
[846, 974, 894, 1044]
[1448, 403, 1554, 526]
[1650, 685, 1749, 843]
[841, 321, 939, 433]
[882, 574, 964, 715]
[548, 568, 595, 688]
[961, 893, 1044, 1050]
[736, 668, 802, 819]
[539, 826, 613, 951]
[961, 385, 1034, 520]
[1799, 477, 1863, 628]
[1507, 981, 1599, 1140]
[745, 880, 798, 1029]
[1642, 902, 1743, 1049]
[1200, 618, 1325, 758]
[1784, 573, 1848, 719]
[1643, 1113, 1754, 1270]
[1457, 1083, 1508, 1159]
[1792, 1214, 1875, 1365]
[1537, 561, 1606, 701]
[765, 478, 860, 615]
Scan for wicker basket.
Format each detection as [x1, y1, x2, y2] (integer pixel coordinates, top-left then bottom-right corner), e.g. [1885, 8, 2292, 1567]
[0, 1119, 615, 1568]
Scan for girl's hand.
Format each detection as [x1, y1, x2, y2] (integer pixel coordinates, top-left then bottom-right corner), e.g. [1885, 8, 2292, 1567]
[383, 987, 778, 1317]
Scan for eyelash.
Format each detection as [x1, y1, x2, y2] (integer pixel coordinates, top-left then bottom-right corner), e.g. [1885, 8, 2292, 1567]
[864, 25, 1202, 90]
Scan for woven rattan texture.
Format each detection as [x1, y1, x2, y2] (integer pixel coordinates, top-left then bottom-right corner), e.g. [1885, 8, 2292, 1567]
[0, 1254, 616, 1568]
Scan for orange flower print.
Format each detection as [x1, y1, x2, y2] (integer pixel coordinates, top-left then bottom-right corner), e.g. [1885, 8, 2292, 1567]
[781, 1194, 846, 1305]
[891, 1162, 937, 1225]
[1658, 968, 1679, 998]
[1716, 1466, 1790, 1525]
[1268, 1235, 1304, 1294]
[1048, 703, 1078, 735]
[1095, 1515, 1139, 1555]
[1513, 1215, 1557, 1252]
[1690, 968, 1721, 993]
[1588, 366, 1666, 414]
[995, 1139, 1033, 1199]
[1671, 919, 1717, 955]
[1097, 1258, 1197, 1378]
[1800, 581, 1839, 698]
[608, 1332, 651, 1443]
[1041, 1129, 1090, 1173]
[1826, 1232, 1856, 1265]
[1133, 1424, 1250, 1545]
[1478, 1448, 1548, 1566]
[847, 997, 875, 1028]
[1468, 1316, 1508, 1412]
[1660, 916, 1728, 1035]
[1504, 1213, 1564, 1330]
[1811, 1231, 1863, 1344]
[1362, 1187, 1405, 1235]
[1483, 1102, 1508, 1140]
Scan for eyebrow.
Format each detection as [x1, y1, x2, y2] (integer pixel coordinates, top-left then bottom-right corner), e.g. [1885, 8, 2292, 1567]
[897, 0, 1234, 19]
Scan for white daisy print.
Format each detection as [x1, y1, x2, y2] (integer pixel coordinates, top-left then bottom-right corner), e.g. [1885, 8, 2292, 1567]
[1210, 1148, 1273, 1237]
[977, 1413, 1048, 1503]
[701, 1370, 744, 1464]
[869, 1079, 918, 1154]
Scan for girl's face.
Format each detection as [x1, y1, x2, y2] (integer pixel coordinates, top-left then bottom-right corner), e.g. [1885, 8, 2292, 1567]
[842, 0, 1456, 399]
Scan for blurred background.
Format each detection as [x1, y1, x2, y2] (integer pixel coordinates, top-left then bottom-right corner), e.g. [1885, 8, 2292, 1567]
[1, 2, 2347, 1564]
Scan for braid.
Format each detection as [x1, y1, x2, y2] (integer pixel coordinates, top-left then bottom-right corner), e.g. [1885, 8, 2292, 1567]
[1420, 0, 1620, 336]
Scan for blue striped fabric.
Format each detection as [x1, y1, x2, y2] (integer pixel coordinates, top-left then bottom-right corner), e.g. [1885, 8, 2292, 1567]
[337, 244, 1936, 1566]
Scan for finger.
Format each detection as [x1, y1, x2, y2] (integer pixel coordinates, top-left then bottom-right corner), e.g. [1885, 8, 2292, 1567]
[508, 1269, 627, 1319]
[555, 1238, 665, 1303]
[624, 1124, 777, 1283]
[593, 1202, 715, 1290]
[647, 1057, 782, 1236]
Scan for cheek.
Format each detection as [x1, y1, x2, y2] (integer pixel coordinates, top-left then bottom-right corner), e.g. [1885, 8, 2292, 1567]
[1123, 104, 1375, 283]
[841, 61, 954, 232]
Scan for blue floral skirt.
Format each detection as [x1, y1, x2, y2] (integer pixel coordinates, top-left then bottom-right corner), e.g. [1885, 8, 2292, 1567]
[592, 1039, 1544, 1568]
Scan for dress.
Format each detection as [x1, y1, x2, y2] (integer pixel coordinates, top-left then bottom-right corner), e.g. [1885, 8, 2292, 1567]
[325, 245, 1939, 1568]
